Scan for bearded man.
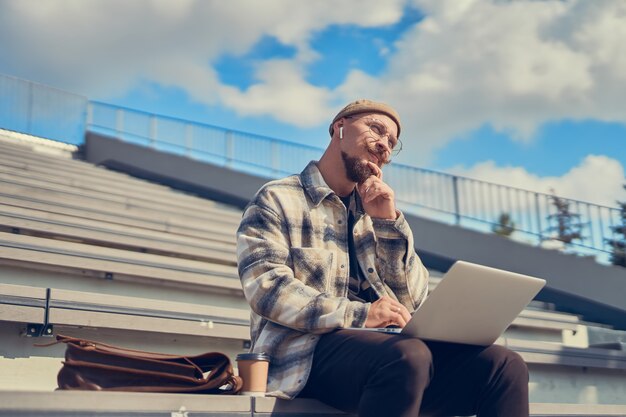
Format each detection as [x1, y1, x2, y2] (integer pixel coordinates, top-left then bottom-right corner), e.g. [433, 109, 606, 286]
[237, 99, 529, 417]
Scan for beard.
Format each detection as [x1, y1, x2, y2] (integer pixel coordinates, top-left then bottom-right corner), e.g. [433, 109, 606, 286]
[341, 151, 375, 183]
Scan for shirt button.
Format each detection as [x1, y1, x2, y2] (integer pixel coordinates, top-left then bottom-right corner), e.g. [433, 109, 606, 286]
[367, 267, 374, 273]
[340, 264, 345, 269]
[338, 220, 343, 225]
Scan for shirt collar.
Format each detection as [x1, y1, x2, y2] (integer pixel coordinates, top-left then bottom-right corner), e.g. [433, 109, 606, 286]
[300, 161, 334, 206]
[300, 161, 365, 215]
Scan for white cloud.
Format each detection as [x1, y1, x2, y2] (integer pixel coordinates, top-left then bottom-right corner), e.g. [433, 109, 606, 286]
[341, 0, 626, 165]
[1, 0, 626, 169]
[0, 0, 405, 124]
[219, 60, 332, 126]
[448, 155, 626, 207]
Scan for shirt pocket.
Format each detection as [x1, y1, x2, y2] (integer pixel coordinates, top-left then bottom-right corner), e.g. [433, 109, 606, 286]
[290, 247, 333, 293]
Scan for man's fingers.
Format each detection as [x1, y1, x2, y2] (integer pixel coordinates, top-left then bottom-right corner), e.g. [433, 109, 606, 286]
[367, 161, 383, 179]
[386, 301, 410, 328]
[364, 186, 392, 203]
[389, 312, 407, 328]
[387, 299, 411, 324]
[359, 177, 376, 193]
[366, 297, 405, 328]
[389, 303, 411, 324]
[395, 313, 408, 328]
[400, 308, 411, 324]
[359, 177, 393, 203]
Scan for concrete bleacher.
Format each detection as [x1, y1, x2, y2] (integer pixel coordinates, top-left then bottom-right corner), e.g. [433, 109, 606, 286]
[1, 131, 626, 416]
[2, 392, 626, 417]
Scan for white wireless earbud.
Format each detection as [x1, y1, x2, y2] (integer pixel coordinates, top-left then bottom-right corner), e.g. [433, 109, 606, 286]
[339, 126, 343, 139]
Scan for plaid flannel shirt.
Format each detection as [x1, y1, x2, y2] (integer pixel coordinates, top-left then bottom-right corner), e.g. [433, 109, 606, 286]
[236, 161, 429, 399]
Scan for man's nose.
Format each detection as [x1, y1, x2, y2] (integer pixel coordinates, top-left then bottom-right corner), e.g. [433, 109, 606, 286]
[375, 140, 391, 155]
[373, 142, 392, 163]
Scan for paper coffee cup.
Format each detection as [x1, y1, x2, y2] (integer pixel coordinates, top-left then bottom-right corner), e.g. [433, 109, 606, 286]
[236, 352, 271, 396]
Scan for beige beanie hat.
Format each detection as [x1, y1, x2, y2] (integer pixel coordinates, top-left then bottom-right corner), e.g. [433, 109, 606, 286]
[329, 99, 401, 138]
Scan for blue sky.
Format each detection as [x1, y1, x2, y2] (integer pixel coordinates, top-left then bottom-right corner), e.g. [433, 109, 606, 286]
[1, 0, 625, 206]
[439, 121, 626, 177]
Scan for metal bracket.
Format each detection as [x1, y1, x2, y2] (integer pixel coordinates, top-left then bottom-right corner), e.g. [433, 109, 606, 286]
[25, 288, 54, 337]
[26, 323, 54, 338]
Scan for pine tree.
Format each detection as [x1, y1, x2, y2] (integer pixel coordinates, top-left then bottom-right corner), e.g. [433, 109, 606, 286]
[605, 185, 626, 267]
[545, 189, 584, 246]
[493, 212, 515, 237]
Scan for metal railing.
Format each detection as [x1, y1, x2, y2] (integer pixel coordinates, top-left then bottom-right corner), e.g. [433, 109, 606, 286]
[87, 101, 322, 179]
[0, 73, 620, 263]
[87, 101, 623, 263]
[387, 166, 622, 260]
[0, 73, 87, 144]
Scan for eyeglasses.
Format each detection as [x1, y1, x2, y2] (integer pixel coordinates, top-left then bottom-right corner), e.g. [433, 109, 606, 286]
[346, 116, 402, 157]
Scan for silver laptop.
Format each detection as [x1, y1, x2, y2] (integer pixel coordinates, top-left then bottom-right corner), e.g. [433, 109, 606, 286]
[359, 260, 546, 346]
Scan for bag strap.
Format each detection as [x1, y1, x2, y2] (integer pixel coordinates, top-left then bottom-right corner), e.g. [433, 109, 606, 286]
[53, 335, 188, 359]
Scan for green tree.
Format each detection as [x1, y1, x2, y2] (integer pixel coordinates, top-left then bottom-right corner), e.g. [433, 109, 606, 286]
[605, 185, 626, 267]
[545, 189, 584, 246]
[493, 212, 515, 237]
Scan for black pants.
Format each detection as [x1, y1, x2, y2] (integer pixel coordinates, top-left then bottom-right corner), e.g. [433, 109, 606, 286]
[298, 330, 529, 417]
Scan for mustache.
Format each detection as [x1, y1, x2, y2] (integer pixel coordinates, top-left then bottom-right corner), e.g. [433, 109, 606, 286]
[365, 140, 391, 164]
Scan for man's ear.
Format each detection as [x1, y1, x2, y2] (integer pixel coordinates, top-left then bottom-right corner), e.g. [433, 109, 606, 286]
[333, 120, 344, 140]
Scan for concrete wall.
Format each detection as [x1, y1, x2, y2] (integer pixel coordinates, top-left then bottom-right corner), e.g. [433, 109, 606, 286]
[83, 132, 626, 329]
[84, 132, 266, 209]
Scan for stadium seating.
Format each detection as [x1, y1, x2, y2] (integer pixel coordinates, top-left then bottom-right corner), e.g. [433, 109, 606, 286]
[1, 130, 625, 416]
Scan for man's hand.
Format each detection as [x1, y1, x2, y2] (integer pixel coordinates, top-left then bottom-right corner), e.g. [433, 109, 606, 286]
[356, 161, 397, 220]
[365, 296, 412, 328]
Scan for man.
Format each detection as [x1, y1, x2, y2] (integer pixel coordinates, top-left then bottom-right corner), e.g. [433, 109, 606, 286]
[237, 99, 529, 417]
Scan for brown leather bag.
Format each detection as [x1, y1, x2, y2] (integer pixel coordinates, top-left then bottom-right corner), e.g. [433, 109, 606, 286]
[51, 334, 243, 394]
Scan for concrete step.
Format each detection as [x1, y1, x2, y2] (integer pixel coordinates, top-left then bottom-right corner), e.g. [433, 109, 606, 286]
[0, 205, 237, 264]
[0, 232, 241, 293]
[0, 193, 236, 243]
[1, 391, 625, 416]
[0, 132, 189, 194]
[0, 176, 241, 230]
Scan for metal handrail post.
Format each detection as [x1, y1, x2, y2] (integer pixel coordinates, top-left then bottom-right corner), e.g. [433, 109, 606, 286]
[271, 140, 280, 177]
[225, 131, 233, 167]
[115, 109, 124, 139]
[26, 81, 34, 135]
[452, 176, 461, 225]
[535, 193, 543, 242]
[149, 115, 157, 148]
[185, 124, 193, 157]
